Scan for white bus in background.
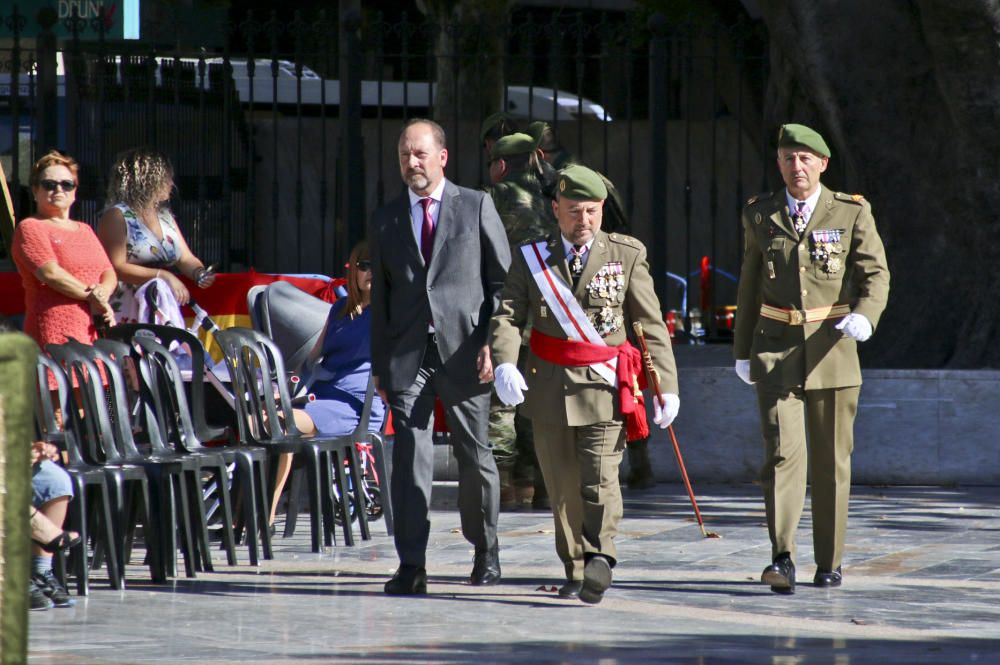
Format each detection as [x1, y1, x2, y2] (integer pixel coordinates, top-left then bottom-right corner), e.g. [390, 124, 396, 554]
[0, 53, 612, 122]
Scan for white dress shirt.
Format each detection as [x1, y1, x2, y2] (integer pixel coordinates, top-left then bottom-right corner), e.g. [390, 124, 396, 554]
[408, 179, 446, 249]
[785, 187, 822, 226]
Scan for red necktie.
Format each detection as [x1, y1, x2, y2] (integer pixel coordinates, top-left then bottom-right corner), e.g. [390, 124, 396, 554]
[420, 197, 435, 266]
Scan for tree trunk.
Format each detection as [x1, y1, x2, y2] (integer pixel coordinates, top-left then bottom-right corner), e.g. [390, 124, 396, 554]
[417, 0, 509, 183]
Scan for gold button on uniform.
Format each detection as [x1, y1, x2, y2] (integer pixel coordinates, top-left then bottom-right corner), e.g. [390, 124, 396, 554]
[531, 368, 537, 374]
[799, 243, 805, 250]
[801, 289, 808, 296]
[799, 266, 806, 273]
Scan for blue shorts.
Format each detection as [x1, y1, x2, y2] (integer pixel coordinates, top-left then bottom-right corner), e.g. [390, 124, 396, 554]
[32, 460, 74, 508]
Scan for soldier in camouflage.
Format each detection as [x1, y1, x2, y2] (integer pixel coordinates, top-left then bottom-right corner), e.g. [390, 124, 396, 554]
[527, 121, 629, 236]
[484, 132, 558, 509]
[480, 111, 519, 163]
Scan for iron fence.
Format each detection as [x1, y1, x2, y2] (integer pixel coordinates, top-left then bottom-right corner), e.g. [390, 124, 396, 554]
[0, 6, 770, 338]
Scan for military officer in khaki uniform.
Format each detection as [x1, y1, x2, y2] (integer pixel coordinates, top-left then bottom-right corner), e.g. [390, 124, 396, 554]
[490, 165, 679, 604]
[734, 124, 890, 594]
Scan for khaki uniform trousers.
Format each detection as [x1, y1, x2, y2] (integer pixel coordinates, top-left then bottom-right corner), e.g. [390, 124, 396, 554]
[532, 420, 625, 581]
[756, 384, 860, 570]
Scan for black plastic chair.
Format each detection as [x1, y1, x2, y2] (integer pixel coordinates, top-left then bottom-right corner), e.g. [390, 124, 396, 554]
[105, 323, 274, 565]
[37, 350, 123, 594]
[244, 290, 393, 537]
[50, 340, 202, 580]
[216, 327, 370, 549]
[132, 334, 275, 566]
[129, 336, 239, 570]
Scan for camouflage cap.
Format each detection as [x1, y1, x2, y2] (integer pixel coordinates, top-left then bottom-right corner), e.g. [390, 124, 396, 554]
[480, 111, 514, 144]
[490, 132, 539, 160]
[557, 164, 608, 201]
[526, 120, 549, 142]
[777, 123, 831, 157]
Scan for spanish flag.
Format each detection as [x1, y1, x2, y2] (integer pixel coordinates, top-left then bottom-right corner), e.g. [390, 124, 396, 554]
[177, 269, 345, 361]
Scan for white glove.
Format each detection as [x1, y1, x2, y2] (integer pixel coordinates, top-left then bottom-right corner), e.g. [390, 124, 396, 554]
[734, 359, 754, 385]
[835, 313, 873, 342]
[652, 393, 680, 429]
[494, 362, 528, 406]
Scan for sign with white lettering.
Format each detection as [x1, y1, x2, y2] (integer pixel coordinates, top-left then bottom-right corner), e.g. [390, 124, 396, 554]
[1, 0, 140, 40]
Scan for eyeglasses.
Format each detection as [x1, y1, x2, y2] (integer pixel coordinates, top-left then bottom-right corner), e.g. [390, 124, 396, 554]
[40, 179, 77, 192]
[356, 260, 372, 272]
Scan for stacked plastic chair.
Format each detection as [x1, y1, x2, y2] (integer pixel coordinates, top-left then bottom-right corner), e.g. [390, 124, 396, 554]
[215, 328, 375, 549]
[36, 351, 123, 594]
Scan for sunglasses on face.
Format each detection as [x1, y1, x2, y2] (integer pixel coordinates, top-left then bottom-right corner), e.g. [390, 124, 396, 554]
[356, 260, 372, 272]
[40, 179, 77, 192]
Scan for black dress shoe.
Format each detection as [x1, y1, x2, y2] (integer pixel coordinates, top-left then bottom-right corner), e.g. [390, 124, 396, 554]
[579, 555, 613, 604]
[761, 553, 796, 595]
[558, 580, 583, 598]
[384, 565, 427, 595]
[813, 566, 842, 588]
[470, 545, 501, 585]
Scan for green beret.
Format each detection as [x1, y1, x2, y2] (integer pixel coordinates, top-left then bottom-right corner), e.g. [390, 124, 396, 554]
[557, 165, 607, 201]
[777, 123, 831, 157]
[490, 132, 538, 160]
[526, 120, 549, 142]
[480, 111, 514, 144]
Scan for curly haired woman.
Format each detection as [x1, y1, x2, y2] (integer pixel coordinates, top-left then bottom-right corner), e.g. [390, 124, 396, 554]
[97, 147, 216, 324]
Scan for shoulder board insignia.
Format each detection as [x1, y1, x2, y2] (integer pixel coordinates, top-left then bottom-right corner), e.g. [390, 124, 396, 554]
[608, 233, 639, 247]
[744, 192, 770, 207]
[834, 191, 866, 204]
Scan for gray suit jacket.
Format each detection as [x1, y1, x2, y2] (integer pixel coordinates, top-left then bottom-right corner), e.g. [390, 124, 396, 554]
[369, 179, 511, 393]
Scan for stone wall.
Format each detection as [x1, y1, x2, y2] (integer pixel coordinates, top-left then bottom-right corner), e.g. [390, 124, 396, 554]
[432, 345, 1000, 486]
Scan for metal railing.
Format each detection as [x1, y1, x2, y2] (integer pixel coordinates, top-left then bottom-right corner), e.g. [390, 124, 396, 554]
[1, 6, 771, 337]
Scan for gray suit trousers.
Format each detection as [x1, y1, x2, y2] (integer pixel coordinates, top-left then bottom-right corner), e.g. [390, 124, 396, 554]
[387, 336, 499, 567]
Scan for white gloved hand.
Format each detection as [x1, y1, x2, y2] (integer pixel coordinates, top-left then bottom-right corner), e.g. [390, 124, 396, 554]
[652, 393, 680, 429]
[734, 359, 754, 385]
[835, 313, 873, 342]
[493, 362, 528, 406]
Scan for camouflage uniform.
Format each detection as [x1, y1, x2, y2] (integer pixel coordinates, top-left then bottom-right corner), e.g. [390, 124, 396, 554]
[485, 167, 557, 504]
[488, 169, 556, 246]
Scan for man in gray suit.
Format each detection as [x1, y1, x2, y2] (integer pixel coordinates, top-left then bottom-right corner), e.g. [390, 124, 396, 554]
[369, 118, 511, 595]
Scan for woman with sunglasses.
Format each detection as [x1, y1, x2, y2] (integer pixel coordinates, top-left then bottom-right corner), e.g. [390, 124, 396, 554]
[96, 147, 216, 324]
[266, 241, 385, 529]
[302, 240, 385, 436]
[12, 150, 117, 364]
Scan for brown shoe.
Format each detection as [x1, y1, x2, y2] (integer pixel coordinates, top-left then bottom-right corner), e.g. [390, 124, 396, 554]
[514, 482, 534, 510]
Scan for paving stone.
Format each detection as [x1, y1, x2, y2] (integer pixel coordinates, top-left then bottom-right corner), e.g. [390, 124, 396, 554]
[27, 483, 1000, 664]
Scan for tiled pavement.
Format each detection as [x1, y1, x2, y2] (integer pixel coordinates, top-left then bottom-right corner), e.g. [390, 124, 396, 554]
[27, 483, 1000, 664]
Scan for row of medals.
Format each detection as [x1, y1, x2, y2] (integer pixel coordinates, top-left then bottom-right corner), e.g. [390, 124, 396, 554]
[589, 261, 626, 337]
[810, 229, 844, 274]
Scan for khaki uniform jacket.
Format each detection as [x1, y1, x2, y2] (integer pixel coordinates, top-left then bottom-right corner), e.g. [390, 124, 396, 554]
[734, 185, 890, 390]
[490, 230, 678, 427]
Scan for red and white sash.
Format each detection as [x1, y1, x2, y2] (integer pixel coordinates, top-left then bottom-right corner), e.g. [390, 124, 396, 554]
[521, 241, 617, 386]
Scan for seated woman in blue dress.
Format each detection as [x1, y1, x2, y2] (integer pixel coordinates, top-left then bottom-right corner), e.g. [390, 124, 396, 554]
[302, 240, 385, 435]
[268, 241, 384, 530]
